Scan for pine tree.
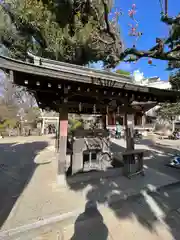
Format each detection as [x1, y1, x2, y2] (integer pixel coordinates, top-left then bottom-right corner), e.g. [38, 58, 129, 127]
[0, 0, 179, 66]
[0, 0, 122, 67]
[158, 19, 180, 120]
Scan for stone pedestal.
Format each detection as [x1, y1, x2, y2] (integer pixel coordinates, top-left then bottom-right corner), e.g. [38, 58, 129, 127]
[72, 138, 85, 175]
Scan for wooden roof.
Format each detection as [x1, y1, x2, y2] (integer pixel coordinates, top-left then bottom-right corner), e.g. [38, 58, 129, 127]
[0, 55, 179, 113]
[131, 102, 157, 112]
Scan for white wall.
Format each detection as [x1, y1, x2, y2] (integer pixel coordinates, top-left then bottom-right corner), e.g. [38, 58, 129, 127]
[132, 70, 172, 117]
[148, 81, 171, 89]
[132, 70, 171, 90]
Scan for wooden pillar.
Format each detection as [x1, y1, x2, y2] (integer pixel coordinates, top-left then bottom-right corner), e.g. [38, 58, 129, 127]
[125, 113, 135, 150]
[57, 106, 68, 185]
[113, 112, 116, 125]
[102, 106, 108, 130]
[142, 114, 146, 128]
[127, 114, 134, 136]
[105, 114, 108, 128]
[172, 119, 175, 132]
[41, 118, 45, 135]
[56, 115, 60, 151]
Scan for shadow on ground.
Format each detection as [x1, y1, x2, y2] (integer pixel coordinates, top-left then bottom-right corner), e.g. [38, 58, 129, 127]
[71, 200, 108, 240]
[0, 141, 48, 228]
[136, 139, 180, 181]
[67, 139, 180, 239]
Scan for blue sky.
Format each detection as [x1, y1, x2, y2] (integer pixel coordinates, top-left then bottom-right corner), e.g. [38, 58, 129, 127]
[104, 0, 180, 81]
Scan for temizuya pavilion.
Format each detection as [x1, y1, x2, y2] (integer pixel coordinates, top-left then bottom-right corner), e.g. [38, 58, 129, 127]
[0, 54, 179, 183]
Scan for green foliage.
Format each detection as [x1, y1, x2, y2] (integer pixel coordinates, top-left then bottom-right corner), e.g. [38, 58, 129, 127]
[159, 19, 180, 120]
[68, 118, 83, 133]
[169, 70, 180, 90]
[0, 0, 122, 67]
[25, 106, 41, 122]
[160, 72, 180, 122]
[0, 118, 17, 132]
[157, 103, 180, 120]
[167, 18, 180, 88]
[116, 69, 130, 76]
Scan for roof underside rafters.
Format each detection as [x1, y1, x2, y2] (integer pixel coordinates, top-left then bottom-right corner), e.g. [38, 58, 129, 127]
[0, 55, 179, 113]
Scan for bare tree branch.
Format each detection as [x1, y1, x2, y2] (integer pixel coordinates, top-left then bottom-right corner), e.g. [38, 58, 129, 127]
[161, 13, 180, 25]
[169, 45, 180, 52]
[119, 47, 180, 62]
[119, 12, 180, 63]
[92, 33, 114, 45]
[101, 0, 117, 42]
[91, 0, 123, 50]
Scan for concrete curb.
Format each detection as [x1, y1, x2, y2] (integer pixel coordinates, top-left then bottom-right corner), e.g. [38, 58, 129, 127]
[1, 180, 180, 239]
[0, 209, 83, 239]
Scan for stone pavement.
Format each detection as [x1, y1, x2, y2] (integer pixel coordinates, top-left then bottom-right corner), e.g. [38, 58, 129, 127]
[62, 207, 175, 240]
[2, 183, 180, 239]
[1, 159, 178, 232]
[1, 136, 180, 239]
